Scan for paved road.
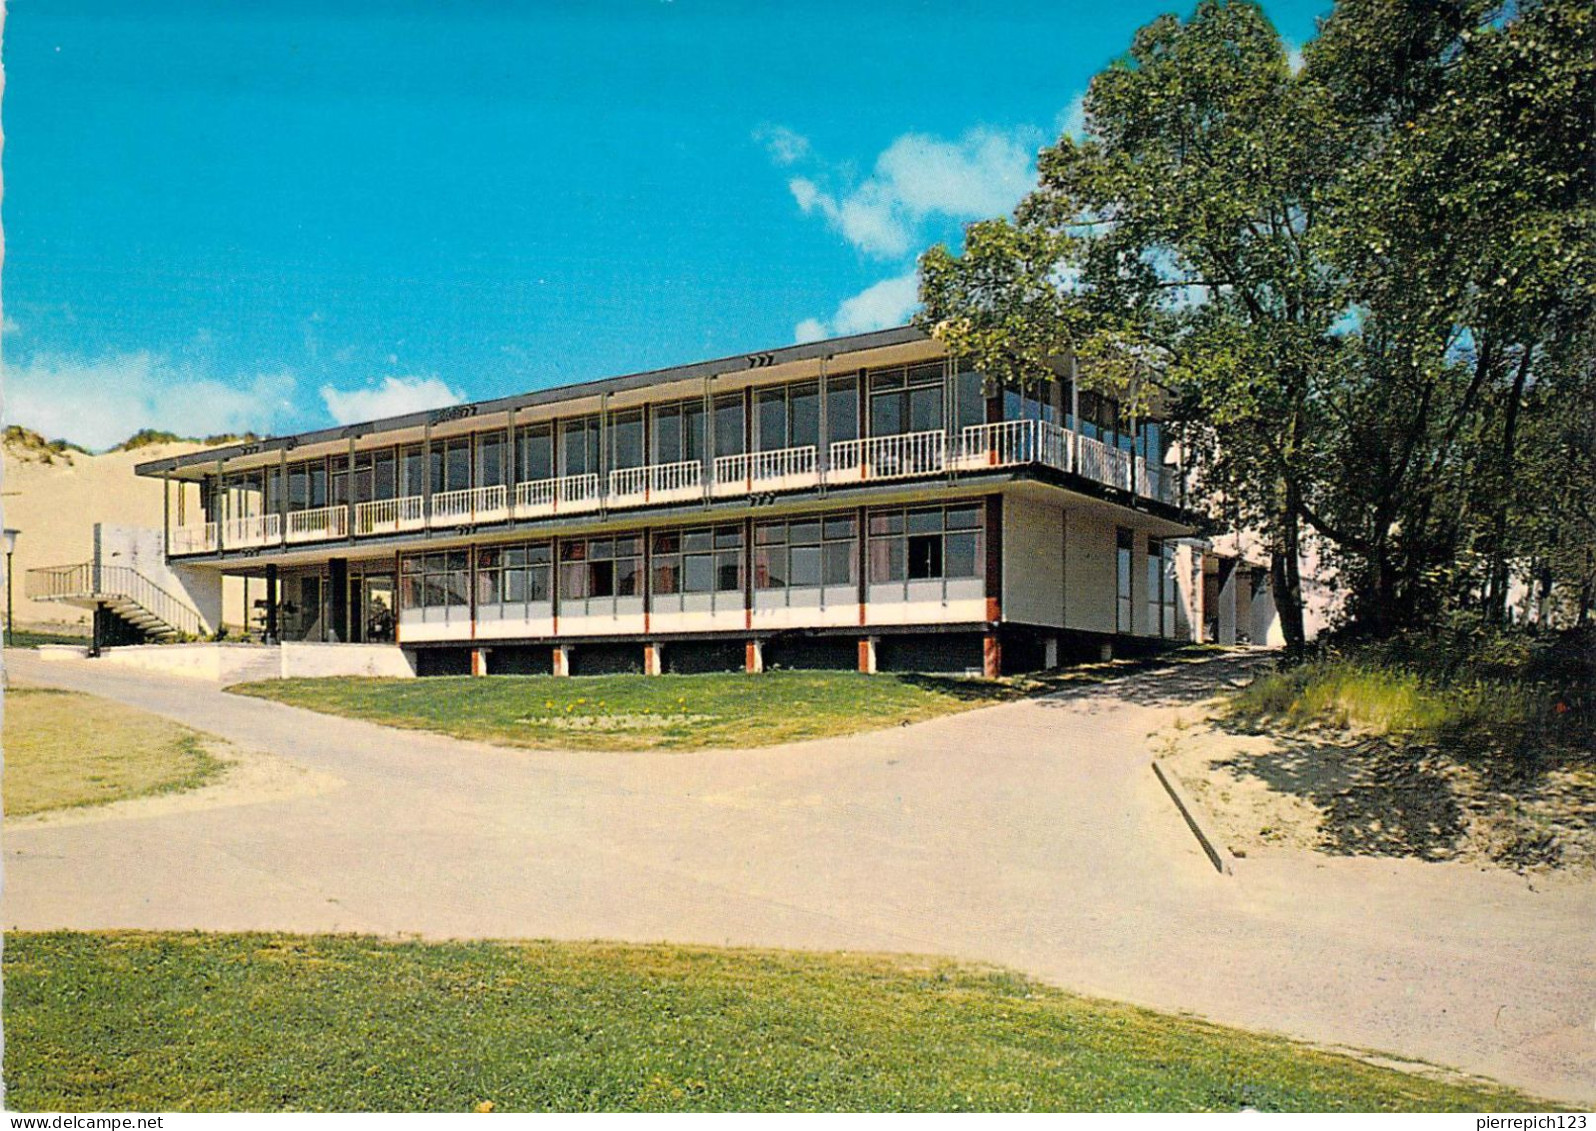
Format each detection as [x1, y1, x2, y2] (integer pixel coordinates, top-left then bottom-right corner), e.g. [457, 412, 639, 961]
[5, 650, 1593, 1105]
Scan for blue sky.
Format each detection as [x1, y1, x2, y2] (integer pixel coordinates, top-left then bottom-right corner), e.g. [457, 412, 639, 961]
[3, 0, 1329, 449]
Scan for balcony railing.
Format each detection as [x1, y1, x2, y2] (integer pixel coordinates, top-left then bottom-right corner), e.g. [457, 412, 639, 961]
[515, 473, 602, 518]
[712, 446, 820, 497]
[431, 484, 509, 526]
[286, 505, 348, 543]
[829, 430, 947, 483]
[222, 513, 282, 549]
[609, 460, 703, 507]
[168, 425, 1183, 555]
[170, 523, 218, 555]
[355, 495, 425, 536]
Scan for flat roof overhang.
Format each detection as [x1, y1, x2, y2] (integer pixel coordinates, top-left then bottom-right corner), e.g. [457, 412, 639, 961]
[135, 325, 936, 482]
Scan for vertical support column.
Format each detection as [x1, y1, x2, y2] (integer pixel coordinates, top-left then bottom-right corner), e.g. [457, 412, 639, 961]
[983, 633, 1003, 679]
[857, 636, 878, 674]
[346, 434, 358, 541]
[265, 563, 279, 644]
[1044, 634, 1059, 669]
[1069, 352, 1082, 473]
[745, 639, 763, 674]
[328, 557, 349, 644]
[422, 419, 434, 526]
[162, 472, 171, 556]
[552, 645, 571, 677]
[216, 457, 227, 551]
[503, 407, 513, 501]
[984, 493, 1004, 626]
[644, 642, 662, 676]
[471, 647, 489, 676]
[279, 446, 289, 539]
[817, 356, 828, 483]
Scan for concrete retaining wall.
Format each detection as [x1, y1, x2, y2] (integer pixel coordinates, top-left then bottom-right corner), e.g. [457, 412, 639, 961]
[95, 642, 415, 682]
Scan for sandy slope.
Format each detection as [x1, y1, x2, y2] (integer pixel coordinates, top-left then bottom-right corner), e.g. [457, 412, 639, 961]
[0, 439, 233, 631]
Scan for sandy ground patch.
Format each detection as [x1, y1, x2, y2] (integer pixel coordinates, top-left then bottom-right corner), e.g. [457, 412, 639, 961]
[9, 737, 345, 830]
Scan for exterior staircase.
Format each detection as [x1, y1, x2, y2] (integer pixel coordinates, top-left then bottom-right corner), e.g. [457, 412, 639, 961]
[24, 562, 205, 641]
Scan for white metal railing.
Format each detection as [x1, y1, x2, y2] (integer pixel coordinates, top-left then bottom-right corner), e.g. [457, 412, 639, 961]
[514, 473, 603, 517]
[957, 420, 1070, 473]
[608, 460, 703, 506]
[355, 495, 425, 536]
[1076, 435, 1134, 492]
[286, 505, 349, 543]
[713, 446, 819, 496]
[222, 513, 282, 549]
[169, 523, 218, 555]
[429, 484, 509, 526]
[829, 430, 947, 482]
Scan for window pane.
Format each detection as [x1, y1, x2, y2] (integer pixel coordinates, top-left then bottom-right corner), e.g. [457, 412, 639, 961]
[615, 557, 640, 597]
[826, 378, 859, 443]
[822, 542, 855, 586]
[504, 569, 527, 604]
[654, 406, 682, 464]
[519, 426, 553, 482]
[528, 566, 551, 603]
[755, 547, 785, 589]
[789, 521, 821, 545]
[374, 453, 397, 500]
[684, 554, 713, 593]
[589, 560, 615, 599]
[955, 369, 987, 430]
[527, 543, 551, 566]
[871, 392, 903, 437]
[614, 535, 641, 557]
[684, 529, 712, 552]
[652, 561, 680, 595]
[560, 563, 587, 600]
[790, 545, 821, 587]
[757, 389, 787, 451]
[869, 510, 904, 536]
[755, 522, 785, 545]
[683, 402, 706, 462]
[869, 538, 903, 583]
[714, 526, 742, 550]
[715, 396, 744, 456]
[478, 569, 501, 606]
[946, 506, 981, 530]
[611, 411, 644, 470]
[945, 532, 979, 578]
[476, 432, 506, 487]
[789, 384, 820, 448]
[823, 515, 856, 541]
[715, 550, 742, 592]
[653, 531, 680, 554]
[907, 508, 942, 535]
[909, 385, 942, 433]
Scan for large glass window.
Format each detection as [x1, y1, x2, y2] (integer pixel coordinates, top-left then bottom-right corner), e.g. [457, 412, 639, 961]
[755, 513, 857, 592]
[400, 551, 470, 612]
[516, 422, 554, 483]
[374, 450, 397, 501]
[609, 409, 645, 470]
[954, 366, 988, 430]
[714, 394, 745, 457]
[433, 438, 471, 493]
[1148, 537, 1177, 638]
[1117, 527, 1135, 633]
[401, 445, 425, 497]
[476, 543, 552, 609]
[868, 505, 982, 583]
[826, 375, 859, 444]
[869, 363, 944, 437]
[562, 416, 601, 477]
[755, 382, 820, 452]
[651, 525, 743, 597]
[475, 430, 507, 488]
[559, 534, 642, 601]
[652, 399, 707, 465]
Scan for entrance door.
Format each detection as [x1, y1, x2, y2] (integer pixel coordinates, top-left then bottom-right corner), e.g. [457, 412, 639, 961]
[362, 574, 396, 643]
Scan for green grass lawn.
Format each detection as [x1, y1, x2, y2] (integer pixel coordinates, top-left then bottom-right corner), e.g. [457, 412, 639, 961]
[7, 628, 90, 648]
[227, 649, 1227, 753]
[3, 688, 224, 816]
[2, 931, 1548, 1112]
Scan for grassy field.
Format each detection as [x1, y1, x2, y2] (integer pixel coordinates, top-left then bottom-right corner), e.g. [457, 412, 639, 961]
[2, 931, 1549, 1113]
[3, 687, 224, 816]
[7, 628, 90, 648]
[227, 649, 1226, 753]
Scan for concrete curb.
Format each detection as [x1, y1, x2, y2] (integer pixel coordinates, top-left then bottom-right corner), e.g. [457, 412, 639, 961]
[1152, 758, 1236, 876]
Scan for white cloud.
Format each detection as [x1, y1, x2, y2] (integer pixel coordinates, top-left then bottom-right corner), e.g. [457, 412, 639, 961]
[320, 375, 464, 425]
[2, 350, 296, 450]
[794, 271, 920, 343]
[753, 123, 811, 166]
[1285, 42, 1305, 73]
[2, 314, 20, 336]
[1055, 93, 1088, 142]
[789, 127, 1041, 258]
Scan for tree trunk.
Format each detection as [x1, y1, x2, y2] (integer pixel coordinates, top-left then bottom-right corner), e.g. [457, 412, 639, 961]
[1485, 349, 1533, 624]
[1273, 487, 1308, 657]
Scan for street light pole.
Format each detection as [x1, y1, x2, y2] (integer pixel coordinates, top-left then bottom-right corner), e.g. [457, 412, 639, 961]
[3, 528, 20, 648]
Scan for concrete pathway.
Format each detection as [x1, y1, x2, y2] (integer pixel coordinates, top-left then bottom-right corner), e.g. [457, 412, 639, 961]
[5, 650, 1593, 1106]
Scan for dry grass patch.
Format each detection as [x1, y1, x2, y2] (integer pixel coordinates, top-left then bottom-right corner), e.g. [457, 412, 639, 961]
[3, 688, 223, 816]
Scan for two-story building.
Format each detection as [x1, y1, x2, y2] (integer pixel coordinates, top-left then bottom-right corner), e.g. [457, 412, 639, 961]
[127, 326, 1196, 677]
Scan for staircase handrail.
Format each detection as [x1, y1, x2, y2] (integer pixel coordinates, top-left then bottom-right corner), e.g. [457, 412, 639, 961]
[24, 561, 205, 638]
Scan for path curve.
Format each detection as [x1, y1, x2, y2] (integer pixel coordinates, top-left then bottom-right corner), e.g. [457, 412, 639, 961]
[4, 650, 1592, 1105]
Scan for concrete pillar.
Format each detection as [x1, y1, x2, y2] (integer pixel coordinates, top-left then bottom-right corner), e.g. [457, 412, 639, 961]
[983, 633, 1002, 679]
[745, 640, 763, 674]
[1100, 641, 1114, 662]
[644, 643, 662, 676]
[858, 636, 878, 674]
[552, 645, 571, 677]
[471, 647, 489, 676]
[1044, 634, 1059, 670]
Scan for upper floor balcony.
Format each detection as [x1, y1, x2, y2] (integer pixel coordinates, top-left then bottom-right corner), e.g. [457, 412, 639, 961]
[167, 419, 1180, 557]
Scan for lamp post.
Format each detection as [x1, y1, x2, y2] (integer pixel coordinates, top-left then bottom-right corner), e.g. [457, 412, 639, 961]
[3, 527, 19, 648]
